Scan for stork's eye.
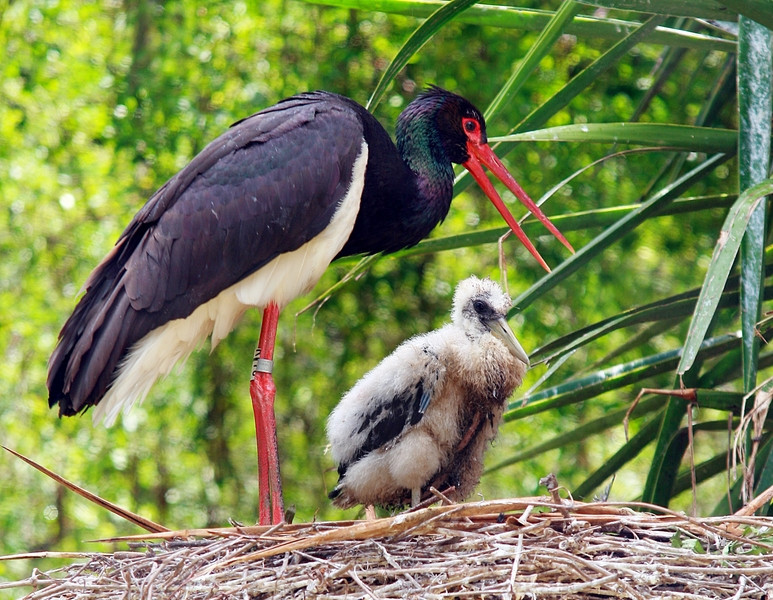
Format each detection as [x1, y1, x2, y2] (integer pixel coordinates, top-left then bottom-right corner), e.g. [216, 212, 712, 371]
[463, 118, 479, 134]
[472, 299, 488, 314]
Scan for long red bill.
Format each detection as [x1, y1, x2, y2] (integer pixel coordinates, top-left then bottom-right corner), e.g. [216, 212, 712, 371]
[463, 142, 574, 272]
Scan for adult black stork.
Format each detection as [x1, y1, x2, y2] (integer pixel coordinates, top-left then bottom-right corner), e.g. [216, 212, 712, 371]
[327, 275, 529, 510]
[47, 87, 573, 525]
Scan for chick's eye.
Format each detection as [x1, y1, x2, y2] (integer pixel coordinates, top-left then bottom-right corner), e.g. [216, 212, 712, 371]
[472, 300, 487, 314]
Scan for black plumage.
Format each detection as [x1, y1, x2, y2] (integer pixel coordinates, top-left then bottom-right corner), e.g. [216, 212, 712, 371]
[49, 93, 367, 417]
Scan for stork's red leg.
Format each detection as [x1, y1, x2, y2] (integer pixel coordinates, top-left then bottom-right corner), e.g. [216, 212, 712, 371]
[250, 302, 284, 525]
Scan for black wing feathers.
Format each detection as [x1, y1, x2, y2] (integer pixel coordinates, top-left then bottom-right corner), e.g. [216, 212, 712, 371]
[336, 344, 443, 478]
[337, 380, 426, 479]
[48, 92, 366, 415]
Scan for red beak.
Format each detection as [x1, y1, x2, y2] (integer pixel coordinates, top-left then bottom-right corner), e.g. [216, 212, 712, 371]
[463, 141, 574, 272]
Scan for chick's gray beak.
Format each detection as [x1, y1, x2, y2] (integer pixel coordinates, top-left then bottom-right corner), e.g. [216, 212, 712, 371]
[488, 317, 530, 366]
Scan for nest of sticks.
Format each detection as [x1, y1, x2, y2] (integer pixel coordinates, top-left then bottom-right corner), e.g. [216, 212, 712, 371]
[6, 494, 773, 600]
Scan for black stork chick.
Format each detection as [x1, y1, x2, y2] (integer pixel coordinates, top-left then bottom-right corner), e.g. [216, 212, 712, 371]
[48, 87, 570, 525]
[327, 275, 529, 509]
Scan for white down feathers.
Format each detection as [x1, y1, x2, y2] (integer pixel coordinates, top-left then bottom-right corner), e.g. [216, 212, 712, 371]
[327, 275, 528, 508]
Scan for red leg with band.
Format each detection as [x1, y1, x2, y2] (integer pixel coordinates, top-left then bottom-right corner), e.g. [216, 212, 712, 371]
[250, 302, 284, 525]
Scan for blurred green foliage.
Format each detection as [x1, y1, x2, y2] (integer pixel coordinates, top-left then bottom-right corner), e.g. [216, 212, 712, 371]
[1, 0, 770, 594]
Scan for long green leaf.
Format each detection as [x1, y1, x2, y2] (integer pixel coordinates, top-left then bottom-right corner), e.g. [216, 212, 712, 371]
[738, 18, 772, 392]
[533, 288, 736, 365]
[672, 451, 735, 499]
[517, 15, 666, 134]
[682, 389, 747, 413]
[306, 1, 737, 51]
[489, 394, 665, 473]
[630, 42, 688, 123]
[642, 53, 737, 198]
[577, 0, 735, 20]
[650, 420, 737, 505]
[366, 0, 479, 111]
[573, 415, 661, 500]
[716, 0, 773, 30]
[754, 441, 773, 516]
[494, 123, 737, 154]
[512, 153, 732, 314]
[586, 319, 684, 373]
[506, 332, 742, 421]
[532, 283, 773, 368]
[701, 350, 773, 392]
[677, 180, 773, 375]
[484, 0, 582, 122]
[712, 435, 773, 515]
[646, 317, 773, 505]
[455, 15, 667, 197]
[578, 414, 747, 501]
[338, 194, 735, 262]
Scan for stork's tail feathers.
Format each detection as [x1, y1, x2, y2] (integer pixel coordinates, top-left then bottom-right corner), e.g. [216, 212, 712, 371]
[47, 265, 144, 421]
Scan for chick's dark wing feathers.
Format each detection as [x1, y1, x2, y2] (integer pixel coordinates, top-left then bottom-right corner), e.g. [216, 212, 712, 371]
[339, 345, 443, 476]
